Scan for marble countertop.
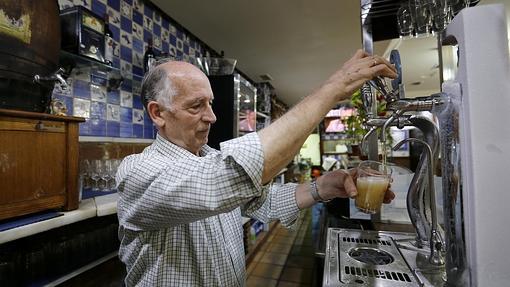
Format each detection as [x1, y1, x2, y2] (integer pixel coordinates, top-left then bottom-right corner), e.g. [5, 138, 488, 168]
[0, 193, 119, 245]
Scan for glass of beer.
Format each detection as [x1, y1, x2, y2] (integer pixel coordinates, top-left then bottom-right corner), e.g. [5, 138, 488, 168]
[355, 160, 392, 214]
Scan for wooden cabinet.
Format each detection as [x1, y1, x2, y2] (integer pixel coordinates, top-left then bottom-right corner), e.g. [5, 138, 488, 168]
[0, 109, 84, 220]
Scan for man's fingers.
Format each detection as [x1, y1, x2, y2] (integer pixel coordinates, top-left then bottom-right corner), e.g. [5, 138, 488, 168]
[383, 189, 396, 204]
[343, 174, 358, 198]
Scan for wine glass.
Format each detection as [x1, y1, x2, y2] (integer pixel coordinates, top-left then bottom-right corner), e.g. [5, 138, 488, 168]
[108, 159, 121, 190]
[89, 160, 103, 191]
[79, 159, 91, 190]
[100, 160, 113, 192]
[397, 3, 414, 38]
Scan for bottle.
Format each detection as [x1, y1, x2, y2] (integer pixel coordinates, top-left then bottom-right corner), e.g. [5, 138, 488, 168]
[143, 38, 156, 73]
[104, 14, 114, 65]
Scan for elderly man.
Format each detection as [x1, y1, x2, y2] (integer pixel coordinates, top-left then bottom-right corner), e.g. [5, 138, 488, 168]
[116, 50, 396, 286]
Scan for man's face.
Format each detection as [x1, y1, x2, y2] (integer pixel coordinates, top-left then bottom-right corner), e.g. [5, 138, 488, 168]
[160, 71, 216, 155]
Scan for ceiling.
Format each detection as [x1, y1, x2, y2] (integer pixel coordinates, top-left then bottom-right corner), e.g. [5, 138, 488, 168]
[151, 0, 509, 107]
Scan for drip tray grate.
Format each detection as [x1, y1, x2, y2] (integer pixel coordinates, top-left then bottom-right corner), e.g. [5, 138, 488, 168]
[323, 229, 421, 286]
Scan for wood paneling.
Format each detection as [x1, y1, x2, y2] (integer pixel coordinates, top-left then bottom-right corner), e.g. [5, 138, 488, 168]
[0, 109, 84, 220]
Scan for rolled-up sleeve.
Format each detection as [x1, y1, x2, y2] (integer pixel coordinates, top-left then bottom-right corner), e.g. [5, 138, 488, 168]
[242, 182, 302, 229]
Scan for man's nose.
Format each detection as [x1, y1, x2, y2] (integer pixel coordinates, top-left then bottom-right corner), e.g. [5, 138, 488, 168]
[203, 105, 217, 124]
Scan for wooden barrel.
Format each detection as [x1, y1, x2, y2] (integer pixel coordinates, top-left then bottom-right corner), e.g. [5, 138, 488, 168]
[0, 0, 60, 112]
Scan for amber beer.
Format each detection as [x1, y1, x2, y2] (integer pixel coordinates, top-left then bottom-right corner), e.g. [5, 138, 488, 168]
[355, 160, 392, 214]
[355, 176, 390, 214]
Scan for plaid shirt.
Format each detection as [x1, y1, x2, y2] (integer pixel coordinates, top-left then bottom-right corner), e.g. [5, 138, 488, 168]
[117, 132, 301, 286]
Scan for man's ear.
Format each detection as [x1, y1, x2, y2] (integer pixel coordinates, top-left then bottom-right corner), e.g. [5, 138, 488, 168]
[147, 101, 166, 128]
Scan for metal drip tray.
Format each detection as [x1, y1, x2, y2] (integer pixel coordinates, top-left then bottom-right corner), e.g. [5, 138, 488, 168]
[323, 228, 443, 286]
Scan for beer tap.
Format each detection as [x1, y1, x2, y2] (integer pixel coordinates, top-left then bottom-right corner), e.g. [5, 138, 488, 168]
[393, 138, 445, 266]
[34, 67, 69, 90]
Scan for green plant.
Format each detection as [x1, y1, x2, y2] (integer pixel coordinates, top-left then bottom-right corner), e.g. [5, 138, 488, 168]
[343, 90, 368, 144]
[343, 90, 392, 146]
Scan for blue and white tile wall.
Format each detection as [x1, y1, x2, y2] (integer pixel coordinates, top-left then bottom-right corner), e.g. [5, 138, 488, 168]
[54, 0, 216, 139]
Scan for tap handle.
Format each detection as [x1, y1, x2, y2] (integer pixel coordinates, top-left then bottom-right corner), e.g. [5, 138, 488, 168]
[390, 49, 402, 92]
[360, 83, 374, 116]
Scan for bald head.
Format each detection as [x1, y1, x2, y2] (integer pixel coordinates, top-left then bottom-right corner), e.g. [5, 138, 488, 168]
[140, 61, 208, 111]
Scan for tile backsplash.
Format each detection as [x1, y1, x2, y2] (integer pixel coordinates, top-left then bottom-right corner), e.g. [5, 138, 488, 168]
[54, 0, 217, 139]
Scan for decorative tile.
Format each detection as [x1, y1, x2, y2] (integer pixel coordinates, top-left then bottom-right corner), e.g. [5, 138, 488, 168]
[132, 66, 144, 77]
[107, 6, 121, 26]
[176, 29, 183, 40]
[143, 29, 152, 43]
[109, 24, 120, 42]
[79, 120, 91, 136]
[120, 106, 132, 122]
[120, 122, 132, 137]
[176, 39, 183, 51]
[132, 10, 143, 26]
[133, 124, 143, 138]
[91, 0, 107, 18]
[120, 60, 132, 79]
[133, 0, 143, 13]
[107, 0, 120, 11]
[120, 30, 132, 47]
[161, 17, 169, 29]
[107, 89, 120, 105]
[90, 101, 107, 120]
[121, 78, 132, 92]
[132, 22, 143, 41]
[132, 108, 144, 124]
[72, 79, 91, 99]
[170, 34, 176, 46]
[89, 117, 106, 136]
[112, 57, 121, 69]
[143, 126, 153, 139]
[120, 45, 132, 61]
[90, 84, 107, 102]
[132, 52, 143, 68]
[153, 13, 161, 25]
[153, 23, 161, 37]
[143, 111, 152, 125]
[74, 0, 92, 9]
[59, 0, 74, 11]
[161, 28, 169, 42]
[132, 37, 144, 53]
[107, 103, 120, 121]
[106, 120, 120, 137]
[73, 98, 91, 118]
[120, 91, 133, 107]
[120, 1, 132, 19]
[154, 36, 162, 50]
[132, 77, 142, 94]
[143, 15, 153, 31]
[120, 16, 132, 33]
[112, 40, 120, 57]
[143, 4, 153, 18]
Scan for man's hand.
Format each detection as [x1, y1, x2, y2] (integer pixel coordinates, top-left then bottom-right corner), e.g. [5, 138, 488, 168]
[317, 168, 395, 203]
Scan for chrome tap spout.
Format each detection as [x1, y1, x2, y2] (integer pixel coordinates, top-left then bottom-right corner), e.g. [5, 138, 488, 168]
[394, 137, 444, 266]
[34, 68, 69, 90]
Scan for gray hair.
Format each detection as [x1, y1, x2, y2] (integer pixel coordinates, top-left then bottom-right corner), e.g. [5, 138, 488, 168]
[140, 63, 176, 111]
